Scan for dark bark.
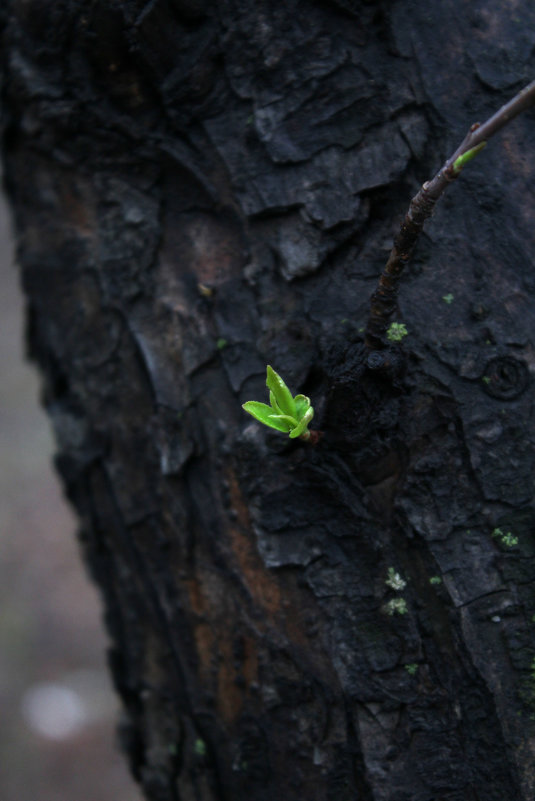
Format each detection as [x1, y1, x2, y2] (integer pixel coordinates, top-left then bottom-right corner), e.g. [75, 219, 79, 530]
[2, 2, 535, 800]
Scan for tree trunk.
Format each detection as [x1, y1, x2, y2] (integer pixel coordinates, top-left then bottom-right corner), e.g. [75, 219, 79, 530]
[2, 2, 535, 799]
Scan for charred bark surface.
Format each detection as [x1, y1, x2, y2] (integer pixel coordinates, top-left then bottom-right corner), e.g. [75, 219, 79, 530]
[2, 1, 535, 799]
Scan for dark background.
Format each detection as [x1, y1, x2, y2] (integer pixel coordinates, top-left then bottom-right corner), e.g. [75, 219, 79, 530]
[0, 189, 141, 801]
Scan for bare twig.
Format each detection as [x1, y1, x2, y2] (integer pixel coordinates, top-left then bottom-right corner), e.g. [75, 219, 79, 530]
[365, 79, 535, 350]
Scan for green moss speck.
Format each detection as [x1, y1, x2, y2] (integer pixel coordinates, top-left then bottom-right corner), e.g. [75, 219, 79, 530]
[386, 322, 408, 343]
[384, 597, 408, 616]
[385, 567, 406, 590]
[194, 739, 207, 757]
[492, 527, 518, 548]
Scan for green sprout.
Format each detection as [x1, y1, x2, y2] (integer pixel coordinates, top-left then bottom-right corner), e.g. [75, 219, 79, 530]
[242, 366, 314, 441]
[404, 663, 418, 676]
[386, 322, 408, 343]
[442, 293, 454, 304]
[429, 575, 442, 586]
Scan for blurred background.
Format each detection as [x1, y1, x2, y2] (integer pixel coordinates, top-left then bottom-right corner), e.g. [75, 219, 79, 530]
[0, 187, 142, 799]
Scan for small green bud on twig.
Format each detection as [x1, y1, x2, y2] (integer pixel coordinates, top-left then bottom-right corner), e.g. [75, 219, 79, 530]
[365, 79, 535, 350]
[452, 141, 487, 174]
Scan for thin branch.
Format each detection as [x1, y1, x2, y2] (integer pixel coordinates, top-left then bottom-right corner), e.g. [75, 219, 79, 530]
[365, 79, 535, 350]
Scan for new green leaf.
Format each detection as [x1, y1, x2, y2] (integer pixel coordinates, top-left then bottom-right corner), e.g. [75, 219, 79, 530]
[266, 366, 296, 418]
[242, 366, 315, 440]
[241, 401, 291, 432]
[294, 394, 311, 419]
[289, 406, 314, 439]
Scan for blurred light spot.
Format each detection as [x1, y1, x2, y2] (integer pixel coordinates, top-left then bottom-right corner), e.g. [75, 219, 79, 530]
[21, 682, 88, 740]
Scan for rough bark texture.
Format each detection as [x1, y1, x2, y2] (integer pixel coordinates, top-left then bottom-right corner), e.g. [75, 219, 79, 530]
[2, 2, 535, 799]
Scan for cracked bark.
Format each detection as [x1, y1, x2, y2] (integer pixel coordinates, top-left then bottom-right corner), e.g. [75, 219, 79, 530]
[2, 1, 535, 800]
